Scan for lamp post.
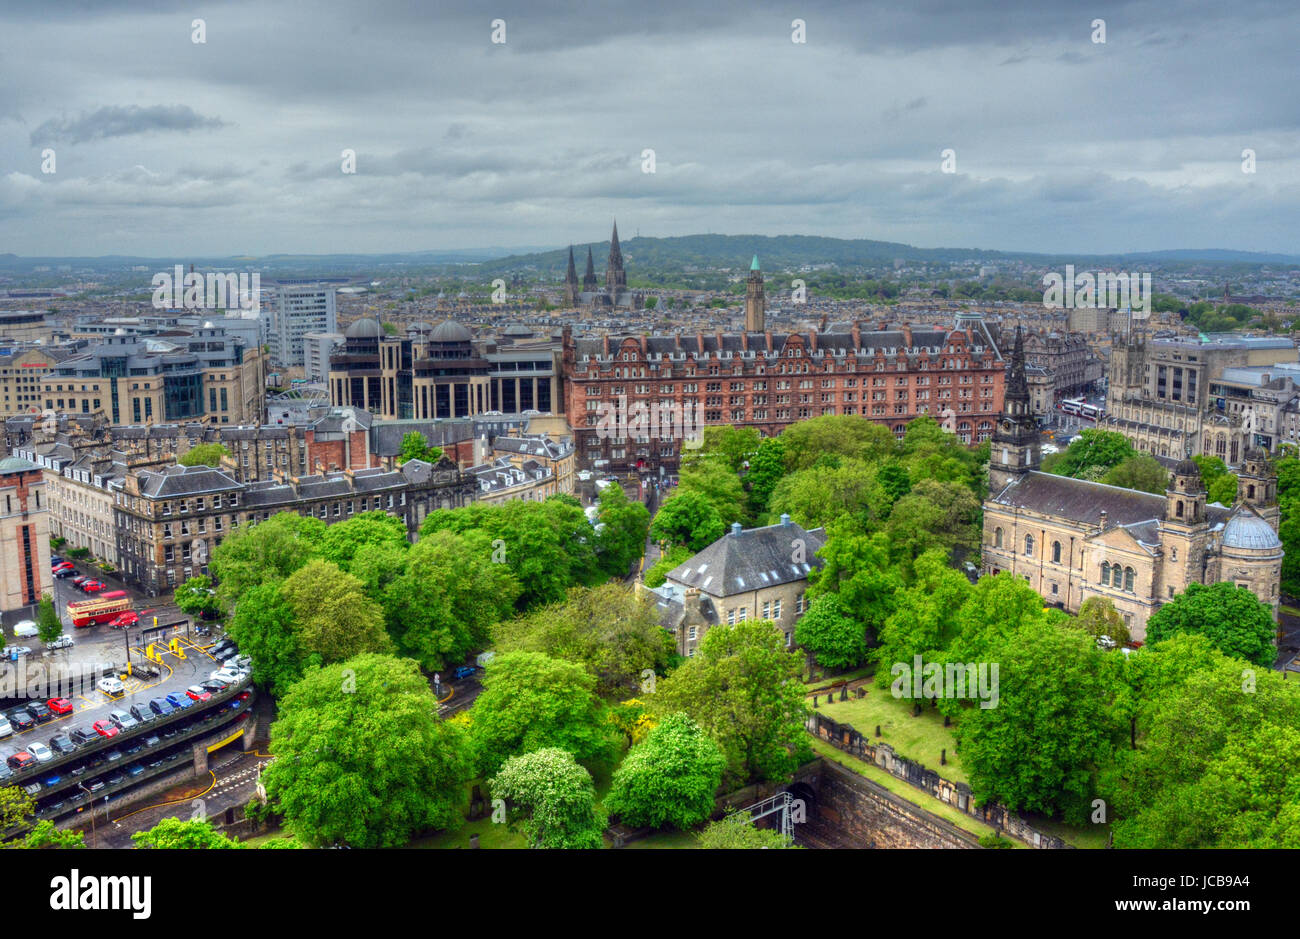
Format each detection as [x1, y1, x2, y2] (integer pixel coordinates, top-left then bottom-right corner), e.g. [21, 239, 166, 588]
[77, 782, 94, 847]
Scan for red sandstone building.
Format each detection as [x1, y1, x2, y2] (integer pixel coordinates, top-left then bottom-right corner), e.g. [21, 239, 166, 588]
[562, 311, 1007, 476]
[0, 456, 52, 613]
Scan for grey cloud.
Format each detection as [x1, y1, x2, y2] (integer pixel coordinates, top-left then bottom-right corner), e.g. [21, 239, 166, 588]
[29, 105, 227, 145]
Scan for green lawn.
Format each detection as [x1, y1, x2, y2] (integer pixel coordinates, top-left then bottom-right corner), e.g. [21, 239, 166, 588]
[817, 679, 967, 785]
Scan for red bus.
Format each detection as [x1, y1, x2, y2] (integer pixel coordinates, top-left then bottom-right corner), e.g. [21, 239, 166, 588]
[68, 591, 131, 628]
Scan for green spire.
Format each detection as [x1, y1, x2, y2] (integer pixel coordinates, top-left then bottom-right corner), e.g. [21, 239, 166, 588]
[750, 255, 760, 271]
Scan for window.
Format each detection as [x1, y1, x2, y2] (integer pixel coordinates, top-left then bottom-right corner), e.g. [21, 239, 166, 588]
[1101, 561, 1111, 585]
[1024, 534, 1034, 557]
[1124, 567, 1136, 593]
[1051, 541, 1062, 564]
[994, 527, 1003, 549]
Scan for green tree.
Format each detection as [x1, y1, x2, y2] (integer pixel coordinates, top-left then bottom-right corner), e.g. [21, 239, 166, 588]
[1145, 581, 1276, 667]
[226, 583, 303, 696]
[883, 477, 982, 562]
[1042, 429, 1133, 479]
[14, 819, 85, 849]
[132, 818, 242, 849]
[262, 654, 472, 847]
[871, 549, 971, 670]
[318, 511, 408, 570]
[1101, 454, 1169, 494]
[210, 511, 325, 606]
[697, 812, 797, 849]
[175, 575, 222, 621]
[281, 560, 392, 664]
[492, 584, 673, 695]
[650, 491, 725, 551]
[643, 545, 692, 588]
[779, 415, 897, 472]
[956, 620, 1122, 823]
[469, 651, 618, 775]
[178, 442, 230, 468]
[489, 748, 606, 849]
[397, 431, 443, 465]
[652, 620, 807, 786]
[605, 713, 725, 830]
[1073, 596, 1130, 646]
[769, 458, 878, 533]
[794, 593, 867, 669]
[678, 456, 748, 526]
[382, 530, 520, 670]
[744, 436, 786, 518]
[594, 483, 650, 578]
[35, 594, 62, 645]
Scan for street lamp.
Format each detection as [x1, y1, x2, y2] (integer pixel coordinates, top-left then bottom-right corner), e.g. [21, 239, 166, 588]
[77, 782, 95, 846]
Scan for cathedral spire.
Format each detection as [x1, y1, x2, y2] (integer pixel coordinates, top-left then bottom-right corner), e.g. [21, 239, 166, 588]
[565, 245, 577, 284]
[583, 246, 598, 290]
[606, 219, 627, 294]
[1005, 325, 1029, 402]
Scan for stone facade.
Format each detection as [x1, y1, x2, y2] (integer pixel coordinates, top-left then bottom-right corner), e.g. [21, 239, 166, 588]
[0, 457, 51, 613]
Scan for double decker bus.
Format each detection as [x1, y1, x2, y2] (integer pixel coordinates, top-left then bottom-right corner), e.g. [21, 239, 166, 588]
[1060, 398, 1104, 421]
[68, 590, 131, 628]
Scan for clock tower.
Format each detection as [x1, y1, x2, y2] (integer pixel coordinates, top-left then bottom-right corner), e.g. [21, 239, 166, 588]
[989, 326, 1041, 492]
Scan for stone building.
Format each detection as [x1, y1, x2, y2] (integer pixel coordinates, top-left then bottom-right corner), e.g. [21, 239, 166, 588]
[0, 456, 51, 614]
[44, 452, 123, 567]
[1016, 330, 1102, 416]
[647, 515, 825, 656]
[982, 335, 1283, 639]
[563, 312, 1006, 477]
[561, 222, 644, 310]
[0, 346, 71, 420]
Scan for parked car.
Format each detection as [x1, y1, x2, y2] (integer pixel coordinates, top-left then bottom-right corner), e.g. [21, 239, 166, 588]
[0, 717, 12, 738]
[105, 748, 123, 763]
[185, 686, 211, 702]
[144, 756, 163, 770]
[97, 677, 125, 696]
[126, 763, 144, 777]
[142, 734, 160, 749]
[122, 740, 144, 756]
[67, 790, 87, 805]
[50, 555, 64, 564]
[22, 782, 40, 796]
[47, 698, 74, 715]
[53, 567, 77, 579]
[69, 726, 96, 746]
[6, 710, 34, 732]
[129, 703, 156, 724]
[108, 611, 138, 629]
[26, 701, 54, 724]
[233, 655, 252, 670]
[52, 561, 74, 573]
[453, 665, 477, 680]
[165, 692, 193, 710]
[48, 734, 78, 756]
[81, 580, 106, 593]
[41, 772, 61, 787]
[6, 751, 36, 771]
[27, 742, 53, 763]
[46, 636, 75, 651]
[86, 779, 105, 792]
[92, 720, 119, 738]
[105, 771, 125, 786]
[0, 762, 11, 782]
[2, 646, 33, 659]
[108, 709, 138, 732]
[200, 679, 228, 695]
[71, 575, 87, 587]
[66, 761, 86, 777]
[148, 697, 175, 718]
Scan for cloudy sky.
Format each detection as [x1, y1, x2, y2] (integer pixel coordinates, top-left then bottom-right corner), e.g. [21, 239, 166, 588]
[1, 0, 1297, 257]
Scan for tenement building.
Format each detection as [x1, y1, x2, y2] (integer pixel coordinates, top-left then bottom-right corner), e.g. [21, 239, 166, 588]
[982, 331, 1283, 639]
[563, 310, 1006, 476]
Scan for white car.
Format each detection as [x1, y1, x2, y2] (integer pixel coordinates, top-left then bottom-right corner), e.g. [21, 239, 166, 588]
[46, 636, 75, 651]
[12, 620, 39, 639]
[0, 718, 12, 738]
[27, 742, 53, 763]
[97, 677, 125, 696]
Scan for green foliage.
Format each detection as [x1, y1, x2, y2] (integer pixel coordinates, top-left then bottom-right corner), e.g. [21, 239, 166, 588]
[978, 832, 1014, 849]
[955, 620, 1122, 823]
[604, 713, 725, 830]
[262, 654, 472, 848]
[744, 436, 786, 518]
[226, 583, 303, 696]
[317, 511, 408, 570]
[1043, 429, 1134, 480]
[489, 748, 606, 849]
[132, 818, 242, 849]
[281, 560, 393, 664]
[35, 594, 62, 645]
[1101, 454, 1169, 494]
[174, 575, 222, 620]
[652, 620, 807, 786]
[1279, 451, 1300, 594]
[677, 455, 748, 526]
[469, 651, 618, 776]
[178, 442, 230, 468]
[1145, 581, 1276, 667]
[871, 549, 971, 671]
[794, 593, 868, 669]
[1192, 454, 1237, 505]
[697, 812, 797, 849]
[594, 483, 650, 578]
[397, 431, 443, 465]
[210, 511, 325, 606]
[1073, 597, 1130, 646]
[381, 530, 520, 670]
[779, 415, 897, 472]
[14, 819, 86, 849]
[492, 584, 673, 696]
[650, 491, 726, 551]
[643, 545, 692, 588]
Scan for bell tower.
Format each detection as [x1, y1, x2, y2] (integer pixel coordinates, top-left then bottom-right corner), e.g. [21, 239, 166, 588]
[988, 326, 1041, 492]
[745, 255, 765, 332]
[1238, 447, 1280, 531]
[1158, 454, 1210, 598]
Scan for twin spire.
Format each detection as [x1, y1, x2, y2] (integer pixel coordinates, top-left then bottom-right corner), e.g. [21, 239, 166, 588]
[564, 220, 625, 294]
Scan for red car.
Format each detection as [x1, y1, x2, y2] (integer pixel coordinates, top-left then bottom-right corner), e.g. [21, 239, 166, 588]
[185, 685, 211, 702]
[107, 611, 138, 629]
[81, 581, 106, 593]
[47, 698, 73, 715]
[52, 561, 74, 573]
[92, 719, 119, 738]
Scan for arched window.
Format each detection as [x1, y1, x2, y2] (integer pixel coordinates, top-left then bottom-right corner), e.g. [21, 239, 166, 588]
[1248, 484, 1256, 500]
[1175, 501, 1184, 518]
[1052, 541, 1062, 564]
[994, 527, 1003, 549]
[1124, 567, 1136, 592]
[1024, 534, 1034, 557]
[1100, 561, 1110, 585]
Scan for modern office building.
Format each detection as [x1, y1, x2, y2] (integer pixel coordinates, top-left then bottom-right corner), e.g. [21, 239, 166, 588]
[270, 284, 338, 368]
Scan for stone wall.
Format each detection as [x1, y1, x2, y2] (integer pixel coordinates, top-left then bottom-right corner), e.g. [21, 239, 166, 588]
[815, 758, 977, 849]
[808, 712, 1071, 848]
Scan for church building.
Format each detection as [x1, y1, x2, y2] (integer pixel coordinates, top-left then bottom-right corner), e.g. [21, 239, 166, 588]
[562, 221, 644, 310]
[981, 327, 1283, 639]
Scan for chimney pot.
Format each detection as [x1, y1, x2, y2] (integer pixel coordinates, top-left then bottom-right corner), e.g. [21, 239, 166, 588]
[730, 522, 743, 536]
[781, 513, 792, 526]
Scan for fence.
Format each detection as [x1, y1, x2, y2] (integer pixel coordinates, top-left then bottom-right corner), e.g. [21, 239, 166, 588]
[807, 711, 1072, 848]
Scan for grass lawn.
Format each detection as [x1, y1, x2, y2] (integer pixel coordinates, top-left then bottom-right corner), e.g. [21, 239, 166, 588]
[807, 738, 1009, 844]
[624, 828, 700, 849]
[1023, 813, 1110, 850]
[413, 814, 529, 849]
[817, 678, 967, 785]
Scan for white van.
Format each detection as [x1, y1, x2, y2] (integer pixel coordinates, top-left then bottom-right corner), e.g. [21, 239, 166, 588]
[12, 620, 39, 639]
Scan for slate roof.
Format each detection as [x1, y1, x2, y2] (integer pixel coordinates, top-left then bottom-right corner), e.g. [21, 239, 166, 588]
[666, 518, 827, 598]
[137, 465, 242, 497]
[991, 471, 1232, 530]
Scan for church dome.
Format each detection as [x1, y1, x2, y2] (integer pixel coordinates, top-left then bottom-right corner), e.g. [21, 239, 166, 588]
[345, 317, 382, 339]
[429, 319, 472, 342]
[1172, 458, 1203, 488]
[1221, 512, 1282, 550]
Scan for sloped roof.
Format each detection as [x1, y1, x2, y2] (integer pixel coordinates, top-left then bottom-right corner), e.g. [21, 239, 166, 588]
[991, 471, 1231, 530]
[666, 519, 827, 598]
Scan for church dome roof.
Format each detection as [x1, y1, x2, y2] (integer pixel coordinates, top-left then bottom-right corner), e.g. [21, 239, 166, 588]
[1221, 511, 1282, 550]
[429, 319, 472, 342]
[1172, 458, 1203, 487]
[344, 317, 382, 339]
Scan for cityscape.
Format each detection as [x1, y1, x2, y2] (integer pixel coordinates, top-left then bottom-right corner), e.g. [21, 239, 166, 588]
[1, 0, 1294, 919]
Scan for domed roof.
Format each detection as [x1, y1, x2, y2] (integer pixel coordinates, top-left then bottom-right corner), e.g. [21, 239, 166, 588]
[429, 319, 472, 342]
[345, 317, 382, 339]
[1221, 511, 1282, 550]
[1171, 458, 1203, 489]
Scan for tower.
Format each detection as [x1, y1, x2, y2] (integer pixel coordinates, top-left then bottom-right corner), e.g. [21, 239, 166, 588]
[606, 220, 627, 296]
[745, 255, 765, 332]
[563, 246, 580, 306]
[582, 246, 598, 292]
[1238, 447, 1280, 531]
[1158, 454, 1210, 597]
[988, 326, 1041, 492]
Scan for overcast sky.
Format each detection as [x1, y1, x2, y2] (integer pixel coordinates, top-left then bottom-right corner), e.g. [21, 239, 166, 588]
[1, 0, 1297, 258]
